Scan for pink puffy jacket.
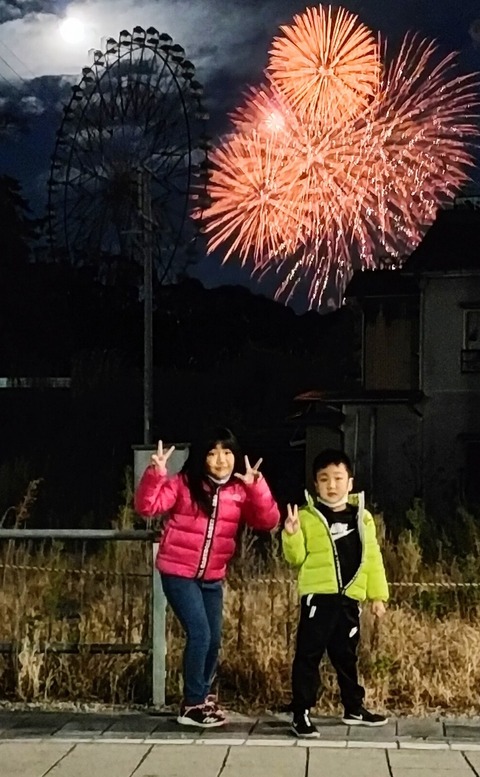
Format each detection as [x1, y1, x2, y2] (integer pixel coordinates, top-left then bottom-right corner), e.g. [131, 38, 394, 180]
[135, 466, 280, 580]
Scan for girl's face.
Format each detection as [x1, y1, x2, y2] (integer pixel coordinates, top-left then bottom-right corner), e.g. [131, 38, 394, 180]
[205, 443, 236, 480]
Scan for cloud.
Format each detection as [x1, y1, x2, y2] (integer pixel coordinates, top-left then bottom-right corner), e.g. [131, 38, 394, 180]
[0, 0, 285, 84]
[0, 1, 56, 25]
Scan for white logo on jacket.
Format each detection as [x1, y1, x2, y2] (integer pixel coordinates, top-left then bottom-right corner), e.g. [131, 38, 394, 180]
[329, 522, 355, 542]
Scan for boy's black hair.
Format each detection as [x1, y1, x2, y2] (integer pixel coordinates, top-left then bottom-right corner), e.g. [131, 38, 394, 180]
[312, 449, 354, 479]
[182, 426, 243, 515]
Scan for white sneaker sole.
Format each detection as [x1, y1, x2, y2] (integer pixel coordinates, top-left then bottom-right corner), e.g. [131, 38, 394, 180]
[342, 717, 388, 727]
[177, 715, 226, 728]
[290, 725, 321, 739]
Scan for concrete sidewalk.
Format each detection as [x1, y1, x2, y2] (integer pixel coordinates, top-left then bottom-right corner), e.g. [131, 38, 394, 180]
[2, 711, 480, 776]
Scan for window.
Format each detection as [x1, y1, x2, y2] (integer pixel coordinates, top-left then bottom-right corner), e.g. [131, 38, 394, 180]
[461, 309, 480, 373]
[463, 439, 480, 505]
[363, 298, 419, 390]
[464, 310, 480, 349]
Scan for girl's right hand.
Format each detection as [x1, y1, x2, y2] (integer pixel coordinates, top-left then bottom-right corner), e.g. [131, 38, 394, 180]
[151, 440, 175, 475]
[284, 503, 300, 535]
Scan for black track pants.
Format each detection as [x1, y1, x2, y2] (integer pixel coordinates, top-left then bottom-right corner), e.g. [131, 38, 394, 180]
[291, 594, 365, 713]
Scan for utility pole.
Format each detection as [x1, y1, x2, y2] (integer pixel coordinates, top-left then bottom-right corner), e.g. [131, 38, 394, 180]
[137, 168, 153, 445]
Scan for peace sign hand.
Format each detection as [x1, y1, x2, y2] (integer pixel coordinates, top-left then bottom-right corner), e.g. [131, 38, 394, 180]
[151, 440, 175, 475]
[234, 455, 263, 486]
[284, 504, 300, 535]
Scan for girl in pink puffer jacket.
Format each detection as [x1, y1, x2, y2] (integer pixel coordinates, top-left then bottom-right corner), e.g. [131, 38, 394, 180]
[135, 427, 280, 729]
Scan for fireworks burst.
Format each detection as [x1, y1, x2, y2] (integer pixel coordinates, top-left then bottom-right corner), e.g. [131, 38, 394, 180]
[202, 5, 479, 309]
[268, 5, 380, 124]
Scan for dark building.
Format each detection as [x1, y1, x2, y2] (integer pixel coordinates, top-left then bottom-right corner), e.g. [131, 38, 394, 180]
[296, 204, 480, 519]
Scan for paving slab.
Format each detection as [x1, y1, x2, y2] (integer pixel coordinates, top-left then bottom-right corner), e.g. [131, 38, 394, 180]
[46, 742, 150, 777]
[397, 718, 444, 739]
[348, 722, 397, 740]
[249, 718, 291, 738]
[53, 714, 118, 737]
[0, 740, 73, 777]
[192, 721, 253, 739]
[134, 743, 227, 777]
[388, 749, 471, 771]
[146, 717, 201, 740]
[446, 725, 480, 741]
[100, 715, 159, 739]
[390, 771, 475, 777]
[309, 748, 390, 777]
[222, 745, 306, 777]
[464, 752, 480, 771]
[0, 712, 71, 739]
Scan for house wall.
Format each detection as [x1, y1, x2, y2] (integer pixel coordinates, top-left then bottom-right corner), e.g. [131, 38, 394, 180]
[421, 274, 480, 517]
[343, 403, 422, 521]
[305, 424, 343, 492]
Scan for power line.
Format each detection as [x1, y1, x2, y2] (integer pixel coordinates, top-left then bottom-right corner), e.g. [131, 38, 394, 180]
[0, 39, 36, 80]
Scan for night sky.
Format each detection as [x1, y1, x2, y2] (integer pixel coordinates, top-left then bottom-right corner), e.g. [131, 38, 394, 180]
[1, 0, 480, 307]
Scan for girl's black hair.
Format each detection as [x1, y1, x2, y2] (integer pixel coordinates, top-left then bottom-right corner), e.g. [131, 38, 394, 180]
[182, 427, 243, 515]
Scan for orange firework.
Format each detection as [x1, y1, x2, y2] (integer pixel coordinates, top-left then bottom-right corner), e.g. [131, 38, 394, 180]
[268, 5, 380, 123]
[202, 130, 303, 264]
[223, 85, 367, 260]
[201, 6, 479, 309]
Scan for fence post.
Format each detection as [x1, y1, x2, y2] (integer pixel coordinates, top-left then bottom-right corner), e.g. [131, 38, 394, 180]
[152, 541, 166, 706]
[133, 443, 189, 708]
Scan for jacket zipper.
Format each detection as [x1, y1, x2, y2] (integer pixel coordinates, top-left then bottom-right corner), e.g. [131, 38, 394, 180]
[342, 491, 366, 592]
[196, 487, 220, 578]
[312, 504, 343, 592]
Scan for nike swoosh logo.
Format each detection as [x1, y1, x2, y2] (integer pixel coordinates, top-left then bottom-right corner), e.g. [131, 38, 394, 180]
[331, 527, 356, 541]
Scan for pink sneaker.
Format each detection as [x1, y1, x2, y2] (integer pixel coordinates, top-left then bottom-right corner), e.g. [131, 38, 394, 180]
[177, 702, 225, 728]
[204, 694, 228, 720]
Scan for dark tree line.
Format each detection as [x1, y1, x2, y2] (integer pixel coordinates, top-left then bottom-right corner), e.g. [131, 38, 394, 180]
[0, 177, 357, 526]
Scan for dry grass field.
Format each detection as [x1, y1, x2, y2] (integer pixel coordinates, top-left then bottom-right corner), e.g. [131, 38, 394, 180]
[1, 483, 480, 715]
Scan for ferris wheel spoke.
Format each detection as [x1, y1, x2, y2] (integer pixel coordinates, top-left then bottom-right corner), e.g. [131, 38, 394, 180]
[49, 28, 208, 275]
[141, 88, 184, 138]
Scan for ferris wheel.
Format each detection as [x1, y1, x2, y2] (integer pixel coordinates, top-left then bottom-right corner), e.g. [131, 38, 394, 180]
[47, 26, 210, 283]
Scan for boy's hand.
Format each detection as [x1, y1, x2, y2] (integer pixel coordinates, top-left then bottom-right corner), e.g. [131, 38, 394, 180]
[151, 440, 175, 475]
[284, 503, 300, 535]
[371, 600, 386, 619]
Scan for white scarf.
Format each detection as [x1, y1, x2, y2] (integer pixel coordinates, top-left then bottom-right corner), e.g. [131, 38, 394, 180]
[207, 474, 231, 486]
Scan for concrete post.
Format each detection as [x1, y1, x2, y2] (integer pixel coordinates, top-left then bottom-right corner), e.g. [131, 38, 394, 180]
[133, 443, 190, 707]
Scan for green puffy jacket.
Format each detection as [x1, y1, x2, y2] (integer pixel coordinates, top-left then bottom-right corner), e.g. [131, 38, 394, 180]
[282, 491, 389, 602]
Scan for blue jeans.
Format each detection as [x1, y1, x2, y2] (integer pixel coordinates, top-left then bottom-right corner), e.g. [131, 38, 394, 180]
[161, 574, 224, 706]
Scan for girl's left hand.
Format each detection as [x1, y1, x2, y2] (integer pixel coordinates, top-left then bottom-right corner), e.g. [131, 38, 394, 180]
[235, 455, 263, 485]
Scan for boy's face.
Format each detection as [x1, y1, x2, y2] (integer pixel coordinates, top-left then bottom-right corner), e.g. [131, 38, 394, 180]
[314, 462, 353, 504]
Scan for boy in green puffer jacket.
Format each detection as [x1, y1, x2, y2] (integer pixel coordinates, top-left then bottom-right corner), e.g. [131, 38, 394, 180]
[282, 449, 389, 739]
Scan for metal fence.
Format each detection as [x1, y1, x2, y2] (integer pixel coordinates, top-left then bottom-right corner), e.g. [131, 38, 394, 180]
[0, 528, 167, 706]
[1, 527, 480, 709]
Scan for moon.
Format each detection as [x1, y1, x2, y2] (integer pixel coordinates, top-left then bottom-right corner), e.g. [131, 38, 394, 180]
[59, 18, 86, 45]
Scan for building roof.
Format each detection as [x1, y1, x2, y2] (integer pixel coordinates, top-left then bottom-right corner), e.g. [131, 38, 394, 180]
[345, 205, 480, 298]
[295, 389, 424, 405]
[404, 207, 480, 272]
[345, 269, 419, 298]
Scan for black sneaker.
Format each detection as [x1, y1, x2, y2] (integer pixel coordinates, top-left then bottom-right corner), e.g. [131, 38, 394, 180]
[177, 703, 226, 728]
[342, 707, 388, 726]
[291, 709, 320, 738]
